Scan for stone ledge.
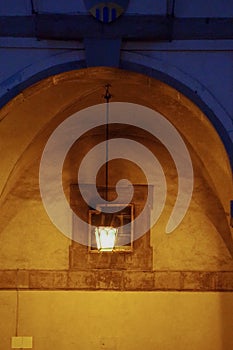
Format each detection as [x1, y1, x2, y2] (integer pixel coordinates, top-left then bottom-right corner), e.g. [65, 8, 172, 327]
[181, 271, 216, 291]
[29, 271, 67, 290]
[123, 271, 154, 290]
[0, 270, 232, 291]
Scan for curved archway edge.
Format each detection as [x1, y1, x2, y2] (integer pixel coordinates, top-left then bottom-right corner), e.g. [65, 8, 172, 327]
[0, 57, 232, 170]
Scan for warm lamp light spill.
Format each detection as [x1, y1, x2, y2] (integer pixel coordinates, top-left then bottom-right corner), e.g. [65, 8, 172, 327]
[95, 226, 118, 252]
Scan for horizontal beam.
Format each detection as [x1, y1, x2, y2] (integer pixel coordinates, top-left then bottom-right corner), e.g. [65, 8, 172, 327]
[0, 269, 233, 291]
[1, 37, 233, 51]
[0, 15, 233, 41]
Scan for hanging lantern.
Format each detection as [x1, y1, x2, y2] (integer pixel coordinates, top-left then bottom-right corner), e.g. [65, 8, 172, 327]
[94, 84, 118, 251]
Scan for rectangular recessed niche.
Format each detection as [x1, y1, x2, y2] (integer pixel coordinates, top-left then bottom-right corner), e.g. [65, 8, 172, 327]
[11, 336, 33, 349]
[89, 203, 134, 252]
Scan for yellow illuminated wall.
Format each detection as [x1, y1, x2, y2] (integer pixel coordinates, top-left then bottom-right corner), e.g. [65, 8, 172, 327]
[0, 68, 232, 350]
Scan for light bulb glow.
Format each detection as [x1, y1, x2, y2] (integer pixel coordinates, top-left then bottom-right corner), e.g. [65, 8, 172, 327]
[95, 226, 118, 251]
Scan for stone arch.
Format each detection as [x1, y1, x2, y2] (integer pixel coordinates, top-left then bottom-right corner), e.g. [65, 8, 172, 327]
[0, 54, 232, 170]
[0, 67, 232, 267]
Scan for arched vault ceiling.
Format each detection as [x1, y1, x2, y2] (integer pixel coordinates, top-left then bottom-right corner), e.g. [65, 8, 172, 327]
[0, 67, 232, 256]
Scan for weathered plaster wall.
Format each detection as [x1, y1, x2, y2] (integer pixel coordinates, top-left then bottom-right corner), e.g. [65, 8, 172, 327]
[0, 68, 232, 272]
[1, 291, 233, 350]
[0, 2, 233, 350]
